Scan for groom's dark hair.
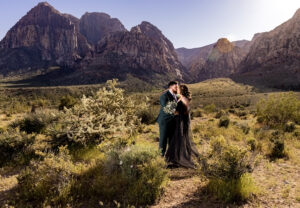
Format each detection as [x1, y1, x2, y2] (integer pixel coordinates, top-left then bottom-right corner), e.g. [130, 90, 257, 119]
[168, 81, 178, 88]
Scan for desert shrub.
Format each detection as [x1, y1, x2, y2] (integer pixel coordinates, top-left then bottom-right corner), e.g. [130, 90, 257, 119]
[0, 129, 36, 167]
[201, 136, 256, 202]
[207, 173, 256, 203]
[137, 106, 158, 125]
[76, 144, 168, 207]
[55, 79, 144, 147]
[236, 110, 247, 117]
[218, 116, 230, 128]
[256, 92, 300, 128]
[238, 123, 250, 134]
[12, 110, 59, 134]
[284, 122, 296, 133]
[215, 110, 225, 119]
[16, 147, 85, 207]
[228, 109, 236, 114]
[246, 137, 257, 151]
[191, 108, 203, 118]
[268, 132, 288, 160]
[204, 104, 217, 113]
[59, 95, 77, 110]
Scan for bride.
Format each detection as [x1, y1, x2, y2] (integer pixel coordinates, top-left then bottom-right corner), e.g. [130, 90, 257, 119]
[165, 84, 199, 169]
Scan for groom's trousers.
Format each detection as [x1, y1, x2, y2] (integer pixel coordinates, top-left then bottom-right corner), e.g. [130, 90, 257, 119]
[158, 120, 175, 156]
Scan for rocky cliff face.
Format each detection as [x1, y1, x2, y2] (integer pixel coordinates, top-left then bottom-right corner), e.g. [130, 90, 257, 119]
[81, 21, 187, 83]
[234, 9, 300, 89]
[0, 2, 186, 85]
[194, 38, 247, 81]
[177, 38, 247, 82]
[79, 12, 126, 44]
[0, 2, 92, 75]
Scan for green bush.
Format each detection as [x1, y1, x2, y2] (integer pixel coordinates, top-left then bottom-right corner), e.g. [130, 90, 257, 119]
[257, 92, 300, 128]
[76, 144, 168, 207]
[16, 147, 83, 207]
[192, 108, 203, 118]
[59, 95, 77, 110]
[268, 133, 288, 160]
[246, 137, 257, 151]
[239, 123, 250, 134]
[12, 110, 59, 134]
[236, 111, 247, 117]
[284, 122, 296, 133]
[201, 136, 256, 202]
[218, 116, 230, 128]
[215, 110, 225, 119]
[137, 106, 158, 125]
[228, 109, 236, 114]
[207, 173, 256, 202]
[204, 104, 217, 113]
[0, 129, 36, 167]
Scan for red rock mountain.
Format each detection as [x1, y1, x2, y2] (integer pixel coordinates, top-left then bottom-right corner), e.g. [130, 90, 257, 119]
[233, 9, 300, 89]
[177, 38, 248, 82]
[73, 21, 187, 84]
[0, 2, 186, 85]
[0, 2, 92, 75]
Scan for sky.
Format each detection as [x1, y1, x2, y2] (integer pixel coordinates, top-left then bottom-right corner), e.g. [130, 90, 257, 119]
[0, 0, 299, 48]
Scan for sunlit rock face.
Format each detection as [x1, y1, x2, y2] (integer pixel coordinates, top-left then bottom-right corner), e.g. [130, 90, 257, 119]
[234, 8, 300, 89]
[177, 38, 247, 82]
[0, 2, 92, 75]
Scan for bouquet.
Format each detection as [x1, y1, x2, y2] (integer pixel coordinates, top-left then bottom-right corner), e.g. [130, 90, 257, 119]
[163, 100, 177, 115]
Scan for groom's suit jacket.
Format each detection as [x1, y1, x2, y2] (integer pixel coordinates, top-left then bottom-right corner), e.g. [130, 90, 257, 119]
[156, 91, 176, 124]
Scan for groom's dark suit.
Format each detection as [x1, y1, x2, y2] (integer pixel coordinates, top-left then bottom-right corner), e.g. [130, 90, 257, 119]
[156, 90, 176, 156]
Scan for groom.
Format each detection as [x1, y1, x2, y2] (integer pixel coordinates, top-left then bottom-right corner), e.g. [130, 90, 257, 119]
[156, 81, 178, 156]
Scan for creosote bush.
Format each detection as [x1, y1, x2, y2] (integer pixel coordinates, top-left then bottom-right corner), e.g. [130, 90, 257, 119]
[215, 110, 226, 119]
[201, 136, 257, 202]
[246, 137, 258, 152]
[137, 105, 158, 125]
[74, 144, 168, 207]
[0, 128, 36, 167]
[11, 110, 60, 134]
[191, 108, 203, 118]
[257, 92, 300, 128]
[16, 146, 85, 207]
[268, 132, 288, 160]
[219, 116, 230, 128]
[204, 104, 217, 113]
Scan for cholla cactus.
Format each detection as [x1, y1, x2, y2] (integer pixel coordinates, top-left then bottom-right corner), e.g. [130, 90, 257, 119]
[62, 79, 143, 146]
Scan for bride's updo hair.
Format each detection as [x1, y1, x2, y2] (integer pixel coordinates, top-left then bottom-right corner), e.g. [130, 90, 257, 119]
[180, 84, 192, 101]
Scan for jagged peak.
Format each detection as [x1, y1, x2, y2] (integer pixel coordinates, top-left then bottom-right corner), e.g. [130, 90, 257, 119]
[33, 1, 60, 14]
[131, 21, 163, 36]
[214, 38, 234, 53]
[293, 8, 300, 18]
[81, 12, 111, 19]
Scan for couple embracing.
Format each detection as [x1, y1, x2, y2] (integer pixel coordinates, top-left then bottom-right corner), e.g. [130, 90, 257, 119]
[156, 81, 199, 169]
